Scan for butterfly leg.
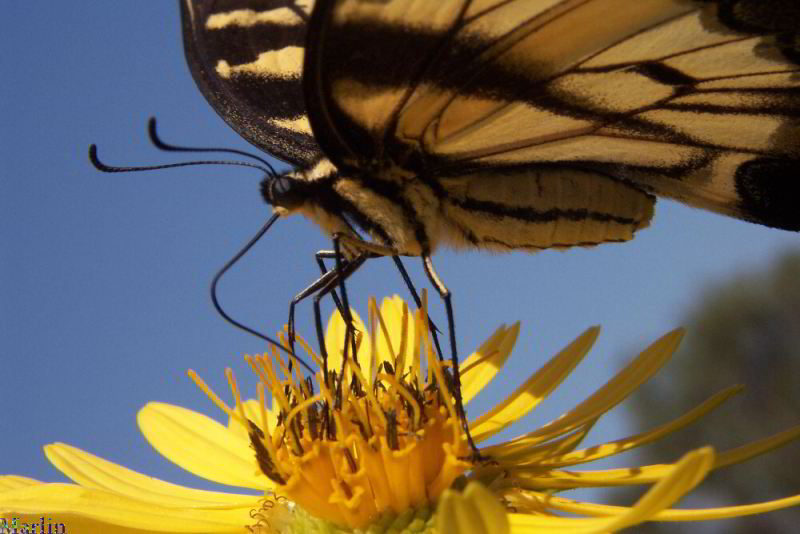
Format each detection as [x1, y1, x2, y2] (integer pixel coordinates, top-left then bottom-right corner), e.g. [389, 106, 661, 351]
[287, 263, 345, 358]
[315, 249, 376, 373]
[299, 253, 368, 383]
[391, 256, 445, 361]
[332, 233, 445, 360]
[422, 255, 482, 460]
[332, 235, 365, 367]
[315, 250, 347, 318]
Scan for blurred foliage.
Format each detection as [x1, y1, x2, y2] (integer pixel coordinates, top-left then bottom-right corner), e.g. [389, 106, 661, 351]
[625, 249, 800, 534]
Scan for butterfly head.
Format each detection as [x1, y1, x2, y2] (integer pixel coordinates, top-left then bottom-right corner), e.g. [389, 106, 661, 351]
[260, 171, 310, 215]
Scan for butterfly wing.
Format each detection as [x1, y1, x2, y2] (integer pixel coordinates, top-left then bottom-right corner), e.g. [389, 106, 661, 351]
[181, 0, 322, 167]
[304, 0, 800, 231]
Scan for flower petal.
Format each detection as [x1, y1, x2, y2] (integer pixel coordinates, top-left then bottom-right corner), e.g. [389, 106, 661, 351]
[437, 482, 510, 534]
[0, 475, 41, 491]
[537, 385, 743, 467]
[0, 483, 252, 532]
[541, 491, 800, 522]
[461, 323, 519, 406]
[512, 460, 703, 490]
[225, 398, 280, 446]
[511, 425, 800, 492]
[714, 425, 800, 469]
[495, 329, 684, 450]
[599, 446, 714, 531]
[479, 421, 595, 465]
[44, 443, 258, 508]
[325, 307, 370, 376]
[376, 295, 418, 378]
[137, 402, 271, 490]
[508, 448, 714, 533]
[469, 326, 599, 443]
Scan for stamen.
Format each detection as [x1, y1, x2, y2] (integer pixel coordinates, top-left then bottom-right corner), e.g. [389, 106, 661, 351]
[344, 357, 388, 429]
[187, 369, 243, 424]
[378, 373, 422, 430]
[396, 301, 409, 378]
[317, 374, 345, 441]
[412, 293, 426, 387]
[245, 355, 275, 392]
[420, 311, 461, 444]
[368, 298, 379, 384]
[255, 382, 288, 482]
[285, 394, 323, 433]
[226, 369, 247, 420]
[372, 299, 399, 373]
[292, 332, 324, 368]
[272, 343, 296, 386]
[263, 356, 293, 416]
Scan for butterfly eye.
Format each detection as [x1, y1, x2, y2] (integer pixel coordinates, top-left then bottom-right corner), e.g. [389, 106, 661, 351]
[264, 175, 306, 211]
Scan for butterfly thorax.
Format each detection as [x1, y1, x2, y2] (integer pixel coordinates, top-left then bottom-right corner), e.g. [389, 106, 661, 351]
[260, 158, 433, 257]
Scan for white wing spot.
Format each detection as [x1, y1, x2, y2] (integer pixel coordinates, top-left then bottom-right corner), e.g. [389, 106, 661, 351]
[270, 116, 313, 135]
[215, 46, 303, 79]
[206, 8, 303, 29]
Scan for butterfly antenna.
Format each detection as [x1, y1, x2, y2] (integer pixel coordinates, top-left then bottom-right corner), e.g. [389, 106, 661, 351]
[89, 144, 274, 175]
[89, 143, 313, 373]
[211, 212, 315, 374]
[148, 117, 278, 175]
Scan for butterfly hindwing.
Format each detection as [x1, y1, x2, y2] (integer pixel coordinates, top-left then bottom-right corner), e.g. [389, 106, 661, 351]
[304, 0, 800, 232]
[181, 0, 322, 167]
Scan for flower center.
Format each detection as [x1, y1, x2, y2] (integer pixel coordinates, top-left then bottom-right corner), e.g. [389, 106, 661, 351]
[192, 298, 472, 530]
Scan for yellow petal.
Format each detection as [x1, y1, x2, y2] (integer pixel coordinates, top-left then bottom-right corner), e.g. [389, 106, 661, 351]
[511, 462, 694, 490]
[0, 475, 41, 491]
[498, 329, 683, 450]
[137, 402, 271, 490]
[479, 421, 595, 465]
[376, 295, 417, 377]
[714, 425, 800, 469]
[540, 491, 800, 522]
[0, 483, 252, 532]
[437, 482, 510, 534]
[44, 443, 258, 508]
[508, 448, 714, 533]
[538, 385, 743, 467]
[470, 326, 599, 443]
[460, 323, 519, 406]
[226, 398, 260, 439]
[325, 307, 370, 376]
[599, 447, 714, 531]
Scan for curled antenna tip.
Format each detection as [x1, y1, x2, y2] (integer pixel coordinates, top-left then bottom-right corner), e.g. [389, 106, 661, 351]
[148, 116, 169, 150]
[88, 144, 107, 171]
[148, 116, 159, 137]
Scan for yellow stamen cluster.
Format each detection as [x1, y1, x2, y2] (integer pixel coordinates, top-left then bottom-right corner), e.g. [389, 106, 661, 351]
[190, 297, 471, 530]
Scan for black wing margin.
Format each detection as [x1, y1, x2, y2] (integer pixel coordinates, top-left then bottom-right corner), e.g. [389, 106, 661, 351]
[181, 0, 322, 168]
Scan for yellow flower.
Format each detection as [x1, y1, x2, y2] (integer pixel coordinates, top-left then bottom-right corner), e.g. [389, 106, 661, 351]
[3, 295, 800, 534]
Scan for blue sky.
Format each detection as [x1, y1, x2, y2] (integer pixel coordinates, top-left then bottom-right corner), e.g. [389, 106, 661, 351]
[2, 1, 798, 507]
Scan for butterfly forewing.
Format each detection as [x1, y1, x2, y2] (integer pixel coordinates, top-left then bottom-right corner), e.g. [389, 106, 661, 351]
[181, 0, 321, 167]
[304, 0, 800, 237]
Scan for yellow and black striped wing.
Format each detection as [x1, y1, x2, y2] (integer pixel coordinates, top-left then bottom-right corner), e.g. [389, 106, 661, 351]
[304, 0, 800, 231]
[181, 0, 322, 167]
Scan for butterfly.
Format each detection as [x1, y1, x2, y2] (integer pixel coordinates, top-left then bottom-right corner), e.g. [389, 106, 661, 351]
[179, 0, 799, 424]
[182, 0, 799, 255]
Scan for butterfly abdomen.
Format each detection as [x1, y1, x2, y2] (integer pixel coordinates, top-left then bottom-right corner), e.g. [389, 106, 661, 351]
[437, 167, 655, 252]
[298, 162, 657, 256]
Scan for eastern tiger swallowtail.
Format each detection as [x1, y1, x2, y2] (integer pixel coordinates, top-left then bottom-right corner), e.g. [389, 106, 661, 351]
[180, 0, 799, 414]
[182, 0, 799, 256]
